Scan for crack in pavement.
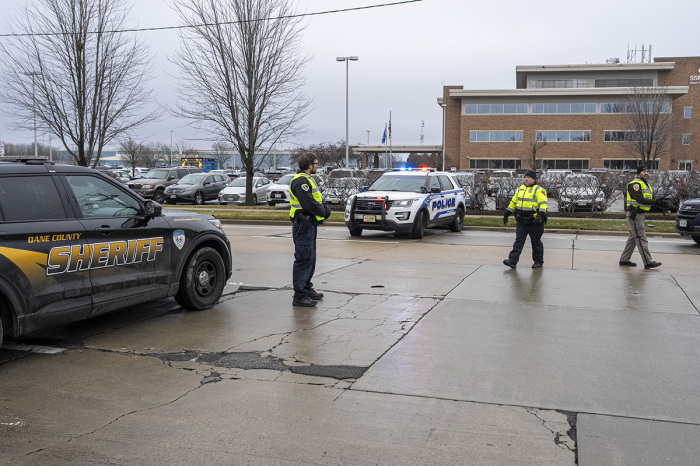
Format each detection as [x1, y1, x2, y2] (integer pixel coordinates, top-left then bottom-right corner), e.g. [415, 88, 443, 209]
[671, 274, 700, 315]
[526, 408, 577, 456]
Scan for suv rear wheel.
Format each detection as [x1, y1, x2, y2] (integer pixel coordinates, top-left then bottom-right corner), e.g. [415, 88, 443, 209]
[449, 207, 464, 232]
[175, 247, 226, 310]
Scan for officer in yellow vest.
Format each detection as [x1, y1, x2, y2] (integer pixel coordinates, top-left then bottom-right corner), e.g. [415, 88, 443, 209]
[289, 152, 331, 307]
[502, 170, 548, 269]
[619, 165, 662, 269]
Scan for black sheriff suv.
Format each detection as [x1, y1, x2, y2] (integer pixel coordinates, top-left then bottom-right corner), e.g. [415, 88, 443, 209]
[0, 158, 232, 347]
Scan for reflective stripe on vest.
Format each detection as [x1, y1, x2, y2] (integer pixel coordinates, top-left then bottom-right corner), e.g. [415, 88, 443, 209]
[509, 184, 548, 213]
[626, 178, 653, 211]
[289, 173, 325, 221]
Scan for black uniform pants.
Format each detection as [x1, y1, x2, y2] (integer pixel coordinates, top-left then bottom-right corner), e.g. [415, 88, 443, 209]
[508, 220, 544, 265]
[292, 221, 317, 298]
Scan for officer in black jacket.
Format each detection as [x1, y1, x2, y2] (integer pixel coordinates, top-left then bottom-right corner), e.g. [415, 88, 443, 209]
[289, 153, 331, 307]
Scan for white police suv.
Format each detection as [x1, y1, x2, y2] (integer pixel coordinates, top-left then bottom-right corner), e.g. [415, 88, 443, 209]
[344, 168, 467, 238]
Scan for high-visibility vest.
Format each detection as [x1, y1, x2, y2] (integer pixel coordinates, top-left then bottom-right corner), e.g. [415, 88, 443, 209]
[507, 184, 548, 216]
[289, 173, 325, 222]
[626, 178, 653, 212]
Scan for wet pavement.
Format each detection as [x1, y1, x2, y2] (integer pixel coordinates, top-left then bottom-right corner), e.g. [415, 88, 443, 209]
[1, 224, 699, 465]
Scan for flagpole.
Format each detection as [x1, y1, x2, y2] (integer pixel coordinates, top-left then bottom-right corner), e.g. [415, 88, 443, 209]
[389, 111, 392, 169]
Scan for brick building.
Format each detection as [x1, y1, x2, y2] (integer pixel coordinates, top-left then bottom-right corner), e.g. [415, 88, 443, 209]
[439, 56, 699, 172]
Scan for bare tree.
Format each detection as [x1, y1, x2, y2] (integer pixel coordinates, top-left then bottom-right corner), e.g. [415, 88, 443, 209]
[526, 134, 548, 170]
[118, 137, 146, 176]
[172, 0, 311, 204]
[211, 141, 233, 168]
[293, 141, 345, 169]
[1, 0, 156, 167]
[621, 87, 677, 166]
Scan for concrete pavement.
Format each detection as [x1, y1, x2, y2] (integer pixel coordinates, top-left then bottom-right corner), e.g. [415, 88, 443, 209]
[1, 225, 698, 465]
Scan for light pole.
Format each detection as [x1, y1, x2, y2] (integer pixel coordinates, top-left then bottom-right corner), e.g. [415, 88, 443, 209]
[170, 131, 174, 165]
[336, 56, 358, 168]
[440, 103, 447, 171]
[24, 71, 42, 158]
[366, 130, 370, 145]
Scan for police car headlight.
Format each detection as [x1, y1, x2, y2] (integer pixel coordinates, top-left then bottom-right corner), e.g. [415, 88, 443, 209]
[208, 219, 224, 230]
[393, 199, 413, 208]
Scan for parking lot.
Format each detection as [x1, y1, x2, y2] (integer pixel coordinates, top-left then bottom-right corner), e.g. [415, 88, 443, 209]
[2, 224, 699, 465]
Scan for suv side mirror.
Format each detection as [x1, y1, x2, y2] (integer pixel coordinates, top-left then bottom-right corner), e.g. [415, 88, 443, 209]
[144, 200, 162, 218]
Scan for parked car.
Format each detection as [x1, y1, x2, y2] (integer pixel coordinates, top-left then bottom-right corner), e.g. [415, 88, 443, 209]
[266, 173, 296, 206]
[127, 166, 202, 204]
[266, 174, 325, 206]
[324, 177, 363, 205]
[455, 171, 487, 209]
[538, 171, 571, 196]
[218, 176, 271, 204]
[163, 172, 229, 205]
[487, 170, 516, 196]
[675, 198, 700, 244]
[558, 174, 605, 211]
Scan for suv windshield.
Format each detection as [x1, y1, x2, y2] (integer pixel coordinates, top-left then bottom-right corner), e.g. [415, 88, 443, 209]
[369, 174, 427, 192]
[143, 169, 170, 179]
[178, 173, 207, 185]
[563, 177, 599, 188]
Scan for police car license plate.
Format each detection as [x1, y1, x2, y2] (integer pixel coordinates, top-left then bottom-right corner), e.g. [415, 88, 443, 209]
[363, 215, 376, 223]
[679, 219, 687, 227]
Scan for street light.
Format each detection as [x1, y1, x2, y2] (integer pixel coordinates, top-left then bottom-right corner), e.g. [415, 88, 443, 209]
[337, 56, 358, 168]
[24, 71, 42, 158]
[170, 131, 174, 165]
[440, 103, 447, 171]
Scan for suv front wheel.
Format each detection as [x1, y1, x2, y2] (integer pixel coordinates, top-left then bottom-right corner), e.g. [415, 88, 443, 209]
[154, 189, 166, 204]
[175, 247, 226, 310]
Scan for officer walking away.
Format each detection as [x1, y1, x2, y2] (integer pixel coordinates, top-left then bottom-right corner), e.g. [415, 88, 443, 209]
[619, 165, 662, 269]
[289, 152, 331, 307]
[502, 170, 548, 269]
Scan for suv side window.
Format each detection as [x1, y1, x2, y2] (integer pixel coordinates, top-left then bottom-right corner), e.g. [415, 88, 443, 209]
[429, 176, 441, 191]
[66, 175, 141, 218]
[438, 175, 455, 191]
[0, 175, 68, 221]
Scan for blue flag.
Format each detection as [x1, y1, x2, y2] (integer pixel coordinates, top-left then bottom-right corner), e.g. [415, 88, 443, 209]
[381, 125, 387, 144]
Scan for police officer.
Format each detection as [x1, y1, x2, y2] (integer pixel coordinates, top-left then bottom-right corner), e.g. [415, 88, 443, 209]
[619, 165, 662, 269]
[502, 170, 548, 269]
[289, 152, 331, 307]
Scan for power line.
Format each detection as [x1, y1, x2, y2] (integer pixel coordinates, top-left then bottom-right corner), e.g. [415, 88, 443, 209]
[0, 0, 423, 38]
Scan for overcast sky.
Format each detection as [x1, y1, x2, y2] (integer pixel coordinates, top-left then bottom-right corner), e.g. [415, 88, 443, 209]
[2, 0, 699, 152]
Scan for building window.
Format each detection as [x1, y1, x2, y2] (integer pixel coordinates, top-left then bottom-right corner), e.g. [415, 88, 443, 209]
[470, 159, 522, 170]
[682, 134, 691, 145]
[604, 131, 659, 142]
[540, 160, 589, 171]
[601, 102, 671, 114]
[684, 108, 692, 119]
[679, 161, 693, 170]
[532, 103, 596, 114]
[537, 131, 591, 142]
[531, 79, 591, 88]
[465, 103, 527, 114]
[603, 159, 658, 170]
[594, 78, 653, 88]
[470, 131, 523, 142]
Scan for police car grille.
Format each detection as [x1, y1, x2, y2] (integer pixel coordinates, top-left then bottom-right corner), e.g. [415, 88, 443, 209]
[355, 199, 394, 211]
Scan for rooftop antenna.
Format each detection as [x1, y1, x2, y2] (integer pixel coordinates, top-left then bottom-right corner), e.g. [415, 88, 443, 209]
[420, 120, 425, 144]
[627, 43, 652, 63]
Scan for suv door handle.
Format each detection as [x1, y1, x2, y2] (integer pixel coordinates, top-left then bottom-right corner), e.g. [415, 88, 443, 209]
[96, 226, 114, 235]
